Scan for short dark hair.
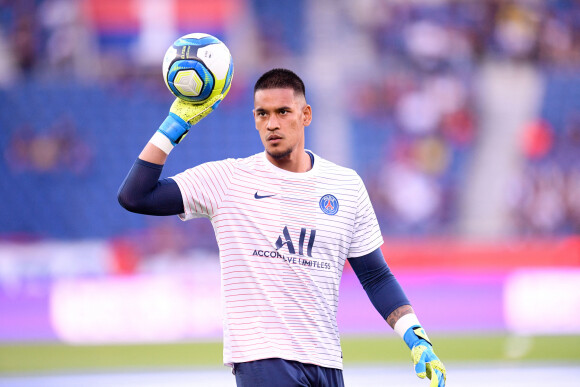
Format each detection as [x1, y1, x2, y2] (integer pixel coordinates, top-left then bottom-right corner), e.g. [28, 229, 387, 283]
[254, 68, 306, 98]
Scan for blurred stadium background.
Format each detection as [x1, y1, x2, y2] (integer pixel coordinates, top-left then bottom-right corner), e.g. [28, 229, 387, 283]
[1, 0, 580, 385]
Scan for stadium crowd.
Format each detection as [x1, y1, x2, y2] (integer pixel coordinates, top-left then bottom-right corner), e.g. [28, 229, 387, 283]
[340, 0, 580, 236]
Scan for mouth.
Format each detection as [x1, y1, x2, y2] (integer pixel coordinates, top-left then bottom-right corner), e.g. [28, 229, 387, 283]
[267, 134, 283, 143]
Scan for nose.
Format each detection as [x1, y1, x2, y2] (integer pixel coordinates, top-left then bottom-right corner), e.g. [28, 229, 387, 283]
[267, 114, 279, 130]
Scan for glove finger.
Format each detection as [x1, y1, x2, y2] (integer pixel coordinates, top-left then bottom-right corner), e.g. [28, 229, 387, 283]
[412, 346, 427, 377]
[170, 98, 194, 121]
[430, 374, 439, 387]
[188, 95, 224, 125]
[414, 362, 427, 378]
[170, 93, 224, 123]
[427, 363, 446, 387]
[436, 369, 445, 387]
[425, 363, 438, 387]
[430, 359, 446, 382]
[210, 94, 225, 110]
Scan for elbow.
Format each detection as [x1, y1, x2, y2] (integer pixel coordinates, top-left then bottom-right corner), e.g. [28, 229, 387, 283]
[117, 191, 133, 212]
[117, 187, 143, 214]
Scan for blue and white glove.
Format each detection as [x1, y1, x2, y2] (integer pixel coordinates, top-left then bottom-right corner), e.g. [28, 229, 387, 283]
[150, 87, 228, 154]
[404, 325, 447, 387]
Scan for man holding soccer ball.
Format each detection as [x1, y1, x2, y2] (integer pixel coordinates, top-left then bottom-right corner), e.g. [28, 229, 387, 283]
[118, 67, 446, 386]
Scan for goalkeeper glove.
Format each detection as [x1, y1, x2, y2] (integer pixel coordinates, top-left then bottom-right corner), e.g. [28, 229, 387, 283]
[404, 326, 447, 387]
[151, 88, 228, 154]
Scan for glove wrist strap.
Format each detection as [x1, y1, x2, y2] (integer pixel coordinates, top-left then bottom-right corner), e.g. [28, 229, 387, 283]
[160, 113, 191, 142]
[403, 326, 432, 349]
[152, 113, 192, 154]
[394, 314, 433, 349]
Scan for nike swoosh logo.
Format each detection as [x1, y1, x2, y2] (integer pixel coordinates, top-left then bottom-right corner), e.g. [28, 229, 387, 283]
[254, 192, 275, 199]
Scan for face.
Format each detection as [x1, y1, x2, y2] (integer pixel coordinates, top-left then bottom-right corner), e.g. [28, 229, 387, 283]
[253, 88, 312, 163]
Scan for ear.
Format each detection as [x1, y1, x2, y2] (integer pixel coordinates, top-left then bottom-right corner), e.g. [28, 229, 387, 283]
[252, 109, 258, 130]
[303, 104, 312, 126]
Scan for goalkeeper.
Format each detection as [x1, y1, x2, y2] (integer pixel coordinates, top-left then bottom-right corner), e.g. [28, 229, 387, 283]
[118, 68, 446, 387]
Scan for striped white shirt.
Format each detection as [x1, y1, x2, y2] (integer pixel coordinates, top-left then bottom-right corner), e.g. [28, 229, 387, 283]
[171, 151, 383, 370]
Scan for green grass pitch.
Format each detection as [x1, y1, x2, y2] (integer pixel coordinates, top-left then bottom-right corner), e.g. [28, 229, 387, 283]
[1, 334, 579, 374]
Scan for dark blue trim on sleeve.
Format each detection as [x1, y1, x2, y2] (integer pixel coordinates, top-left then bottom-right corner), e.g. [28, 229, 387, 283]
[347, 248, 410, 320]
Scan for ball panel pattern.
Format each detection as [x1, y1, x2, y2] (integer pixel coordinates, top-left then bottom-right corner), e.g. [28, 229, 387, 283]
[162, 33, 233, 105]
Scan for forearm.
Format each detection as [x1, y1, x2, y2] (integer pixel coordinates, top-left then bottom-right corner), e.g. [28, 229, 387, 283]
[386, 304, 414, 329]
[139, 142, 169, 165]
[348, 249, 410, 322]
[348, 250, 423, 334]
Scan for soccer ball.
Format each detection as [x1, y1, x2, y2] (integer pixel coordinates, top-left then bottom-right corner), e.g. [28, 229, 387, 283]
[162, 33, 234, 104]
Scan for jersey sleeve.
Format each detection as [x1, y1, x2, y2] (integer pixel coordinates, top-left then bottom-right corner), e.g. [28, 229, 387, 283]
[348, 176, 384, 258]
[170, 159, 235, 220]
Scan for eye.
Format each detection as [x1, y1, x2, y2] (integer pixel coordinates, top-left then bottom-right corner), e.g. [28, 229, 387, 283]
[279, 109, 288, 115]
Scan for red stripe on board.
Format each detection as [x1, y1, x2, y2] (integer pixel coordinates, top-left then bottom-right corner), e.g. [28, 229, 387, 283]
[374, 236, 580, 270]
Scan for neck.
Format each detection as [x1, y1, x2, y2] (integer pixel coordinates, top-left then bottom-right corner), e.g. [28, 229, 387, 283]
[266, 149, 312, 173]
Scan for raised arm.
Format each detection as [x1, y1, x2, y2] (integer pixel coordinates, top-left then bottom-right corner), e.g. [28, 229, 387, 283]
[118, 93, 227, 215]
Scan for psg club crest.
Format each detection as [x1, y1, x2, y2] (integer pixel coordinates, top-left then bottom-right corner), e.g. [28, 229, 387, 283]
[319, 194, 339, 215]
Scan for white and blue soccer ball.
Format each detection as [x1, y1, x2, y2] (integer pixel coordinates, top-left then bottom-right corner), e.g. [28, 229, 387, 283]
[162, 33, 234, 104]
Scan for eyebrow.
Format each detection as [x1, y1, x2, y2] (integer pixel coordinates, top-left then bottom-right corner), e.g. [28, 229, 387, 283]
[255, 106, 292, 112]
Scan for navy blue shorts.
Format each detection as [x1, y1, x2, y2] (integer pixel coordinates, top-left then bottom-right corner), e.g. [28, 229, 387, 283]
[233, 358, 345, 387]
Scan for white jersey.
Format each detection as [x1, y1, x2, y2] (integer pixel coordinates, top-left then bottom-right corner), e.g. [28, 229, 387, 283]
[171, 151, 383, 370]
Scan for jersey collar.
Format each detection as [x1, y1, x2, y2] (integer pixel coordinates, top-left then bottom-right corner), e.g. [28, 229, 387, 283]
[260, 150, 320, 178]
